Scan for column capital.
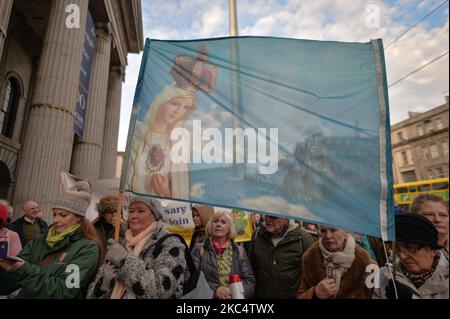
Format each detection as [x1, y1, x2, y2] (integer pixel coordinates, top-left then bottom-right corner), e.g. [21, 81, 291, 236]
[110, 65, 126, 81]
[95, 22, 112, 39]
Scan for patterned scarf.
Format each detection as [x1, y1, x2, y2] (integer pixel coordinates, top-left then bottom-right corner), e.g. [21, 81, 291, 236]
[216, 241, 233, 287]
[401, 253, 440, 288]
[318, 235, 356, 292]
[212, 239, 228, 255]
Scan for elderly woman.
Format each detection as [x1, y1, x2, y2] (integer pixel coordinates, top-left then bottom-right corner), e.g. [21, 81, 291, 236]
[297, 225, 375, 299]
[87, 196, 186, 299]
[93, 195, 126, 249]
[0, 182, 101, 298]
[411, 194, 448, 260]
[191, 211, 255, 299]
[374, 213, 449, 299]
[189, 205, 214, 251]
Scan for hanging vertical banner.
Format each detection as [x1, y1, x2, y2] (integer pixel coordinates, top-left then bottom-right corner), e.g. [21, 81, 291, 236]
[74, 11, 96, 137]
[123, 37, 394, 240]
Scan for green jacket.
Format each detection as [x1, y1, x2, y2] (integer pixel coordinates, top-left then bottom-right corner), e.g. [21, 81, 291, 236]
[0, 228, 99, 298]
[249, 224, 314, 299]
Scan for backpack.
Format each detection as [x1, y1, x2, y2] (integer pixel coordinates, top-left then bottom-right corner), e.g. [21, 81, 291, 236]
[152, 233, 200, 296]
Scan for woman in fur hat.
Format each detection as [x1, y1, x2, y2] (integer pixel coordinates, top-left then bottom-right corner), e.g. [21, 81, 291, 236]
[0, 181, 102, 298]
[93, 195, 125, 249]
[87, 196, 187, 299]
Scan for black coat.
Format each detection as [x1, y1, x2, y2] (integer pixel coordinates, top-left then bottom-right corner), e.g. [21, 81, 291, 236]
[249, 225, 314, 298]
[7, 216, 48, 247]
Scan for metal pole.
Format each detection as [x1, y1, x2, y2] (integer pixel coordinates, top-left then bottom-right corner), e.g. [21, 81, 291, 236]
[229, 0, 238, 36]
[114, 192, 123, 240]
[229, 0, 241, 164]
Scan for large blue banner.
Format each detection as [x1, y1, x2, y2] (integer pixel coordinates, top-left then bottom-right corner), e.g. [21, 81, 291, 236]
[74, 11, 96, 137]
[123, 37, 394, 240]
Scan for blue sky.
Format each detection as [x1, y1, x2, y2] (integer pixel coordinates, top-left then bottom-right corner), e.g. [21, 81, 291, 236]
[118, 0, 449, 151]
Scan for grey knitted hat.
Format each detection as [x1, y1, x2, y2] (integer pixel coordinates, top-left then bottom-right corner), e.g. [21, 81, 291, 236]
[128, 196, 164, 220]
[52, 181, 91, 217]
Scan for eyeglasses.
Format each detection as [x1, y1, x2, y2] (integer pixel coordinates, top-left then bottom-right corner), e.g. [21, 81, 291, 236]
[396, 243, 423, 255]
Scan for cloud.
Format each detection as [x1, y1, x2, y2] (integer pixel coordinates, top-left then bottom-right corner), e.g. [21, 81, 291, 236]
[197, 6, 229, 38]
[190, 183, 205, 198]
[119, 0, 449, 151]
[240, 195, 322, 222]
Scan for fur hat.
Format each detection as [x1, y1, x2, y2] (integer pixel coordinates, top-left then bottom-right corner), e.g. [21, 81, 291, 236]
[52, 181, 91, 217]
[97, 195, 118, 215]
[395, 213, 441, 249]
[128, 196, 163, 220]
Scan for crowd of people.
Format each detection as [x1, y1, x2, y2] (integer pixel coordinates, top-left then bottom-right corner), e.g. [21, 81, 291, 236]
[0, 189, 448, 299]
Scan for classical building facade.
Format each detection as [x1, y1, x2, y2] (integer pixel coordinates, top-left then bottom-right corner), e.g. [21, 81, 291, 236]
[0, 0, 143, 221]
[391, 97, 449, 184]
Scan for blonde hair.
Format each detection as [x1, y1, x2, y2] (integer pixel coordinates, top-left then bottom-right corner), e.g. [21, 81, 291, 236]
[205, 211, 237, 240]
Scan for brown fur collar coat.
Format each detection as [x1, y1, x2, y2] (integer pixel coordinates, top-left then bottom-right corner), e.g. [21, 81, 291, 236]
[297, 241, 375, 299]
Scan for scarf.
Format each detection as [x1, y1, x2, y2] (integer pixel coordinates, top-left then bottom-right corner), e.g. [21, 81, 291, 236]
[401, 252, 440, 288]
[212, 239, 229, 255]
[45, 224, 80, 248]
[216, 242, 233, 287]
[319, 235, 356, 292]
[110, 222, 157, 299]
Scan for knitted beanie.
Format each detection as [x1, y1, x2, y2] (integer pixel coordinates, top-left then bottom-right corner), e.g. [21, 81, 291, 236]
[128, 196, 164, 220]
[395, 213, 441, 249]
[52, 181, 91, 217]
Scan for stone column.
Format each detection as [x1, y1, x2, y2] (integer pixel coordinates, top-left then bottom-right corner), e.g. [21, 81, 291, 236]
[72, 27, 112, 181]
[0, 0, 13, 58]
[100, 67, 123, 179]
[13, 0, 88, 221]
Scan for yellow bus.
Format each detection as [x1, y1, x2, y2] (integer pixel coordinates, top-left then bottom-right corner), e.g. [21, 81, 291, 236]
[394, 177, 449, 210]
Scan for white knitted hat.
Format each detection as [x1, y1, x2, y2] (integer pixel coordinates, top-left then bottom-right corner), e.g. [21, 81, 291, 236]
[128, 196, 164, 220]
[53, 180, 91, 217]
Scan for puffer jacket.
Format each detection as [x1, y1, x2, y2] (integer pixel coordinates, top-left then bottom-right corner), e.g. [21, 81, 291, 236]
[191, 236, 255, 298]
[374, 252, 449, 299]
[249, 224, 315, 298]
[87, 220, 187, 299]
[0, 227, 99, 298]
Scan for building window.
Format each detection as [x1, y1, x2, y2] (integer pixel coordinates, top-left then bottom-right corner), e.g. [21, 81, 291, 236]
[443, 141, 448, 157]
[417, 125, 424, 136]
[422, 146, 430, 160]
[428, 169, 434, 179]
[424, 120, 434, 133]
[1, 78, 20, 138]
[436, 167, 445, 178]
[401, 151, 408, 165]
[436, 118, 444, 130]
[430, 144, 439, 159]
[401, 170, 416, 182]
[397, 131, 404, 142]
